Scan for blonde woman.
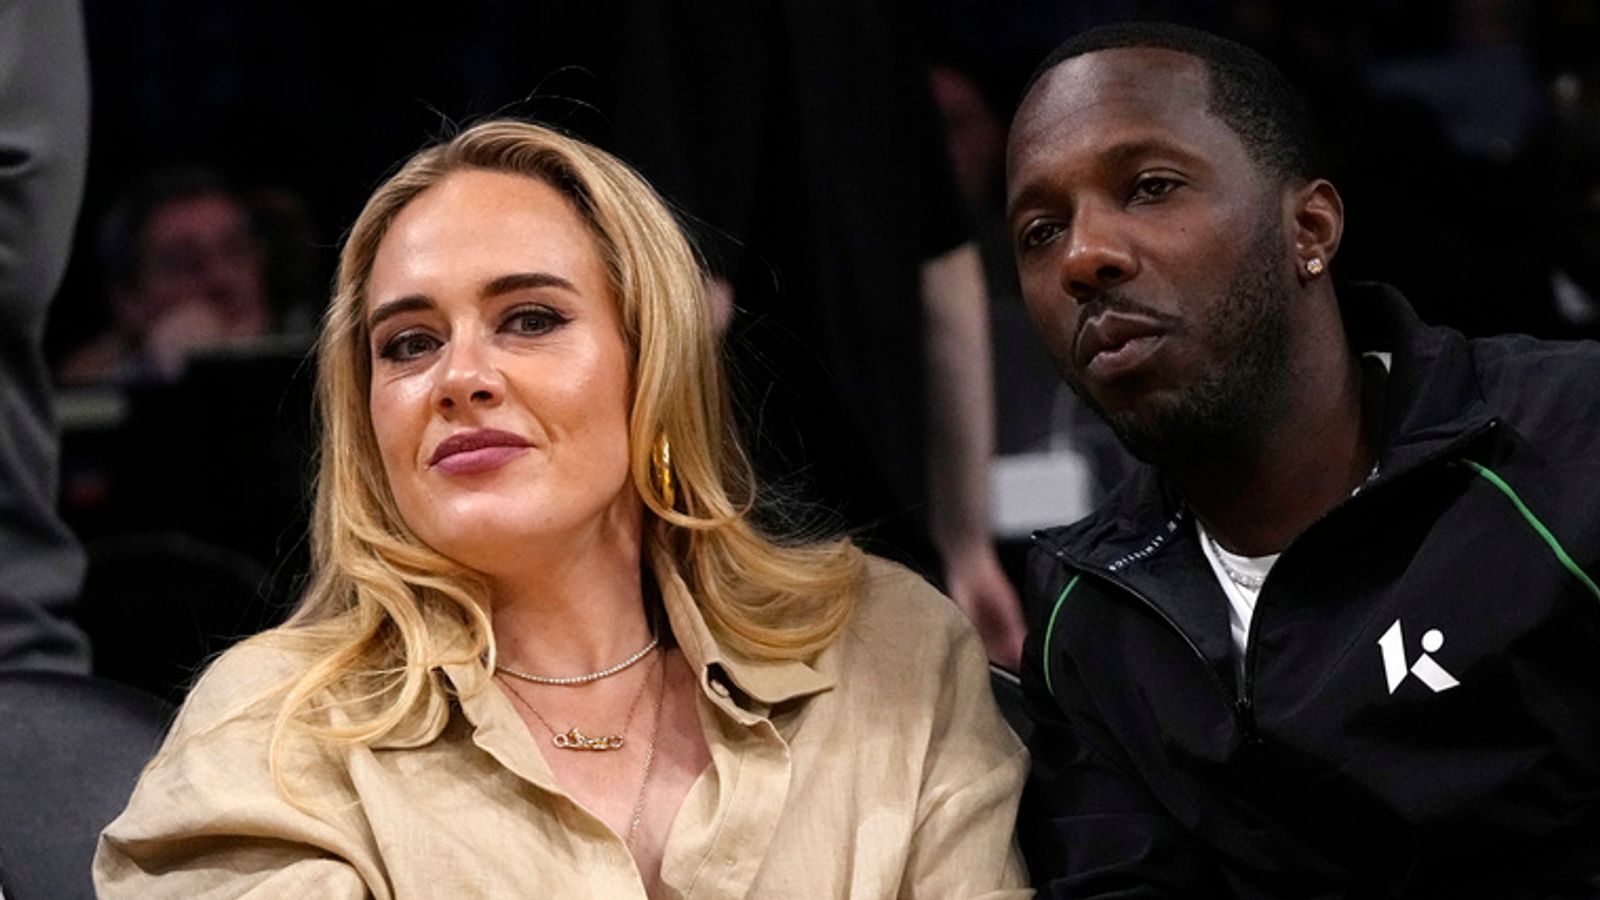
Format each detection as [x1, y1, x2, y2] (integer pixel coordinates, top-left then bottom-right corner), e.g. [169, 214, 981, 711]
[93, 120, 1027, 898]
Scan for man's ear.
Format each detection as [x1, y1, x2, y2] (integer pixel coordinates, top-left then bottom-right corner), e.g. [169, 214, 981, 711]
[1288, 178, 1343, 281]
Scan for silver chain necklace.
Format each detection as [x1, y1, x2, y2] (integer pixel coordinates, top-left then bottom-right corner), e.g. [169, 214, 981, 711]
[626, 663, 666, 849]
[496, 632, 660, 686]
[1201, 450, 1381, 594]
[1203, 530, 1267, 591]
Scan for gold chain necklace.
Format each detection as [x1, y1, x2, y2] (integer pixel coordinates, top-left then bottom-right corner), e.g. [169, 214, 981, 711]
[499, 649, 658, 751]
[498, 651, 668, 849]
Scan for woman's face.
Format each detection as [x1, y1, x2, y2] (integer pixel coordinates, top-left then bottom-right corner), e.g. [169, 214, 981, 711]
[364, 169, 635, 575]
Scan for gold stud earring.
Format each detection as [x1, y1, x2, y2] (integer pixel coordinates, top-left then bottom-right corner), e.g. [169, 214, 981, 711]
[1305, 257, 1326, 277]
[650, 433, 675, 510]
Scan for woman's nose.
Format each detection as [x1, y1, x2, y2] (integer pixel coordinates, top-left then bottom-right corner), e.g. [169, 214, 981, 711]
[432, 334, 505, 412]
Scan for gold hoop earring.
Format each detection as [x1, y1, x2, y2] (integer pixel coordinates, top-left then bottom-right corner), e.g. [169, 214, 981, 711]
[651, 434, 676, 510]
[1305, 257, 1326, 277]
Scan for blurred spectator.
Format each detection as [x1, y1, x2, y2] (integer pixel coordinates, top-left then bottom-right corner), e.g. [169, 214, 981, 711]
[49, 168, 319, 700]
[57, 168, 272, 384]
[1364, 0, 1545, 162]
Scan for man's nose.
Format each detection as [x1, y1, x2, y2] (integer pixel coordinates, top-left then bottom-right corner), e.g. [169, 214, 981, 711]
[432, 334, 505, 412]
[1058, 203, 1137, 300]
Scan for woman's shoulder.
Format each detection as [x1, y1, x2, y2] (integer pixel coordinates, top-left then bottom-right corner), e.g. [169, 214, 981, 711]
[97, 633, 378, 898]
[168, 631, 315, 738]
[852, 554, 973, 634]
[808, 554, 1024, 761]
[129, 630, 361, 817]
[830, 554, 983, 672]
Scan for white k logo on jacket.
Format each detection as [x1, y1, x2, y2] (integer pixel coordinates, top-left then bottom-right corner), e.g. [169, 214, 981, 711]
[1378, 619, 1460, 694]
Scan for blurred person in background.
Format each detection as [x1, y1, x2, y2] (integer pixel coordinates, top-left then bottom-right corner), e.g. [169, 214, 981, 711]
[57, 168, 272, 385]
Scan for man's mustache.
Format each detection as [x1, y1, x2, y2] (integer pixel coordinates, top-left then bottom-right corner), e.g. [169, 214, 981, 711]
[1074, 292, 1183, 341]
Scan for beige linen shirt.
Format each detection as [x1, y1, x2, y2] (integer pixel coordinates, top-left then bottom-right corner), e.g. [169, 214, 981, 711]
[95, 557, 1030, 898]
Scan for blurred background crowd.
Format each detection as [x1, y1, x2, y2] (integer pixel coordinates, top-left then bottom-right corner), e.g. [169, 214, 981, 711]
[34, 0, 1600, 702]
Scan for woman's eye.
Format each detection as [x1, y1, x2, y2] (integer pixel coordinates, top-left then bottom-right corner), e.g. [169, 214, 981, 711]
[1020, 221, 1065, 250]
[503, 306, 567, 336]
[378, 331, 440, 362]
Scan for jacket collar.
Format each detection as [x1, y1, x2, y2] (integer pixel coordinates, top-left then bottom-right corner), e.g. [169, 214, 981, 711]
[1341, 282, 1496, 475]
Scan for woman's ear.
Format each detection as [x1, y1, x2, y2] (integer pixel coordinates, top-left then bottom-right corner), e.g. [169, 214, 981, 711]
[1289, 178, 1343, 282]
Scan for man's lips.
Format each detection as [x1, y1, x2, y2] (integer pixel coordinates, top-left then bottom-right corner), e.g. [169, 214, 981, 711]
[1074, 311, 1170, 379]
[428, 429, 533, 473]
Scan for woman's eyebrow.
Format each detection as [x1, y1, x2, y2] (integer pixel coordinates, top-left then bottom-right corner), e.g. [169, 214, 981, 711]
[482, 271, 578, 299]
[366, 295, 433, 333]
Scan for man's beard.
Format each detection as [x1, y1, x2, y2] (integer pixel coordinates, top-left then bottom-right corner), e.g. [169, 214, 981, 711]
[1070, 225, 1295, 468]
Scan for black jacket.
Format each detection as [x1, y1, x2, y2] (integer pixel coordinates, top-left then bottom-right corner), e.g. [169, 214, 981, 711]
[1020, 284, 1600, 898]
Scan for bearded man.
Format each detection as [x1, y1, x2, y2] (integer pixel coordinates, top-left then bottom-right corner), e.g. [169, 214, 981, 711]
[1008, 22, 1600, 897]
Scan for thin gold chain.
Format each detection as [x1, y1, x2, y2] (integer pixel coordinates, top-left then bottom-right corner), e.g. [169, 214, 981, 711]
[499, 649, 658, 751]
[497, 650, 668, 849]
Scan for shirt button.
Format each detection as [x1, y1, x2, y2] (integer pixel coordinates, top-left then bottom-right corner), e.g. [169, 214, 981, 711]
[710, 679, 731, 698]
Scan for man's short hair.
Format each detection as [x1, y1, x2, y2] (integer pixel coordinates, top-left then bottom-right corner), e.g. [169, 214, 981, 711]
[1023, 22, 1318, 182]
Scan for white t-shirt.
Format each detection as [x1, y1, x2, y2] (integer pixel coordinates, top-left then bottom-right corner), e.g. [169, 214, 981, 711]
[1197, 520, 1277, 680]
[1197, 351, 1391, 679]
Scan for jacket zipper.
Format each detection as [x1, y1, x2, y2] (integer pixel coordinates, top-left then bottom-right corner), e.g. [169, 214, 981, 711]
[1234, 417, 1502, 733]
[1039, 539, 1252, 740]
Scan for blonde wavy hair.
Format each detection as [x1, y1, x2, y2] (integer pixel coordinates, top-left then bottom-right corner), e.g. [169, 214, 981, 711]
[258, 120, 863, 778]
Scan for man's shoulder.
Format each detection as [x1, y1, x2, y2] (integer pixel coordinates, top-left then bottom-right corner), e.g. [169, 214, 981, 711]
[1348, 281, 1600, 394]
[1469, 331, 1600, 388]
[1362, 282, 1600, 456]
[1467, 332, 1600, 451]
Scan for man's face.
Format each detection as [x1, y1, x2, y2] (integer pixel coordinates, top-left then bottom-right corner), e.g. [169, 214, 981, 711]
[130, 194, 266, 334]
[1006, 48, 1297, 464]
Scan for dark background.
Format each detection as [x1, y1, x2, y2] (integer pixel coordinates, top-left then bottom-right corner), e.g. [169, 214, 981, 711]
[48, 0, 1600, 353]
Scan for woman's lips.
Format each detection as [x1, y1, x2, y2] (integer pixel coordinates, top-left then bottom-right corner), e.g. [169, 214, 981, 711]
[429, 429, 532, 475]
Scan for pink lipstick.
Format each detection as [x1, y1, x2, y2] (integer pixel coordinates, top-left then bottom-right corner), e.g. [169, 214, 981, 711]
[428, 429, 532, 475]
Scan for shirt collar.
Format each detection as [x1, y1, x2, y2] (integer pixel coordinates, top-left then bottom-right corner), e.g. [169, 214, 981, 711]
[654, 554, 834, 713]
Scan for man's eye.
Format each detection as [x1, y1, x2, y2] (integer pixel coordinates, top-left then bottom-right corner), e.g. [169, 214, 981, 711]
[503, 306, 567, 336]
[378, 331, 440, 362]
[1131, 176, 1179, 202]
[1020, 221, 1065, 250]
